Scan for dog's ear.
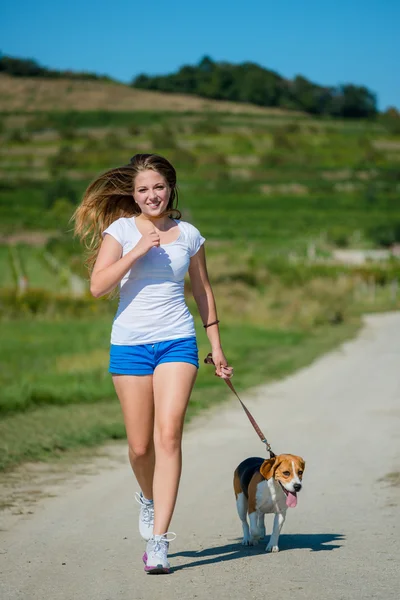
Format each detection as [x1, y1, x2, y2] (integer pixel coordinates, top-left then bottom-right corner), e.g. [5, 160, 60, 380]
[260, 457, 279, 480]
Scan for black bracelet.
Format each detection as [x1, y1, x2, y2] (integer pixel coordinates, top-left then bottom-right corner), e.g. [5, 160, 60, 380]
[203, 319, 220, 329]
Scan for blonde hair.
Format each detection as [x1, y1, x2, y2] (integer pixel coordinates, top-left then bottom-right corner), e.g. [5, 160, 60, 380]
[72, 153, 181, 272]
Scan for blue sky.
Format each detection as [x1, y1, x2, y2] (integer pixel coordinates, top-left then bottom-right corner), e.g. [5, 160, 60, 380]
[1, 0, 399, 110]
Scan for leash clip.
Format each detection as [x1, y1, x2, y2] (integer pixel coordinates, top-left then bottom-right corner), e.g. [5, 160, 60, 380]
[262, 438, 275, 458]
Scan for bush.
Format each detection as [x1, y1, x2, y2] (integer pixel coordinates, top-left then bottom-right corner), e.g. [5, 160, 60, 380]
[26, 114, 54, 133]
[102, 131, 125, 150]
[380, 107, 400, 135]
[196, 152, 229, 181]
[327, 226, 350, 248]
[167, 148, 197, 168]
[367, 222, 400, 247]
[231, 133, 254, 153]
[192, 117, 220, 135]
[0, 288, 113, 319]
[53, 111, 81, 140]
[127, 123, 142, 136]
[150, 125, 178, 150]
[6, 129, 30, 144]
[45, 178, 78, 208]
[196, 152, 227, 167]
[261, 150, 290, 167]
[46, 232, 81, 258]
[49, 198, 76, 223]
[47, 145, 78, 175]
[357, 136, 384, 168]
[272, 127, 295, 150]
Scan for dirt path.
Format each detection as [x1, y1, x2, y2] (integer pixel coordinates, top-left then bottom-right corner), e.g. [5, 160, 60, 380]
[1, 313, 399, 600]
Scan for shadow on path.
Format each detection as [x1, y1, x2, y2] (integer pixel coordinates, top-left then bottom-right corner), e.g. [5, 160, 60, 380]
[169, 533, 344, 572]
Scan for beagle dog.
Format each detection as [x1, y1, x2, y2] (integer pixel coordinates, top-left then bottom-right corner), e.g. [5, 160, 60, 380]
[233, 454, 305, 552]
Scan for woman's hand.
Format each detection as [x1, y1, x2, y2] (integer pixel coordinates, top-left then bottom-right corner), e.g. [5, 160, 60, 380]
[133, 230, 160, 259]
[212, 347, 233, 379]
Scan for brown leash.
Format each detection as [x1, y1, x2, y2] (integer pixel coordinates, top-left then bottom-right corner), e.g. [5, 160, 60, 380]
[204, 353, 276, 458]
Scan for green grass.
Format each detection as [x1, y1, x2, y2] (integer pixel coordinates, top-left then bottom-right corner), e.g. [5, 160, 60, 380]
[0, 317, 113, 415]
[20, 246, 58, 287]
[0, 245, 77, 290]
[0, 180, 82, 232]
[0, 109, 399, 242]
[0, 246, 14, 286]
[3, 178, 399, 252]
[0, 317, 360, 471]
[0, 108, 399, 472]
[1, 109, 388, 132]
[0, 402, 125, 470]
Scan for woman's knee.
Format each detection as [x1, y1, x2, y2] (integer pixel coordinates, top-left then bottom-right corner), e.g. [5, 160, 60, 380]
[128, 441, 153, 460]
[154, 427, 182, 455]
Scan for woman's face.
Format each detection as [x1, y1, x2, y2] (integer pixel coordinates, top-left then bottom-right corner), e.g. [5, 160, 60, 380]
[133, 169, 170, 217]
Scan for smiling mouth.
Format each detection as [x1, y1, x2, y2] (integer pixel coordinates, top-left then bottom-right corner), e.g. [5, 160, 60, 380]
[279, 482, 298, 508]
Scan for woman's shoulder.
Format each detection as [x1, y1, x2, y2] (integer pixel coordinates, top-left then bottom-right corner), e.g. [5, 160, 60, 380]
[103, 216, 136, 242]
[176, 219, 202, 236]
[176, 220, 206, 256]
[106, 216, 136, 232]
[113, 215, 136, 227]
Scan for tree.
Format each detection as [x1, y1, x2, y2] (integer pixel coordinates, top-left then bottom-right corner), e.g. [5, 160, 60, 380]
[198, 56, 215, 73]
[330, 85, 377, 118]
[0, 55, 44, 77]
[290, 76, 320, 113]
[128, 57, 379, 118]
[381, 107, 400, 134]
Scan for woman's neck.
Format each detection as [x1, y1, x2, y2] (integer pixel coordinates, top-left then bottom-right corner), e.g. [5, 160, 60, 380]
[136, 213, 171, 231]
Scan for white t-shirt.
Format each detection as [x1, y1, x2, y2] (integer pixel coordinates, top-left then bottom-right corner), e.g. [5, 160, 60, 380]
[103, 217, 205, 345]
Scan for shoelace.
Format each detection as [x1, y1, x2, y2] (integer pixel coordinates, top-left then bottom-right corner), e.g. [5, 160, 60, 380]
[135, 492, 154, 524]
[152, 532, 177, 554]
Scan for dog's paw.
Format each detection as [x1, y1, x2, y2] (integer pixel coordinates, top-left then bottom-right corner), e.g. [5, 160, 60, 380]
[242, 536, 259, 546]
[249, 537, 260, 546]
[266, 544, 279, 553]
[242, 534, 251, 546]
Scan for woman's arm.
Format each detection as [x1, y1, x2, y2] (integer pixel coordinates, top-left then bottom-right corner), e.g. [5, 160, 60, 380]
[90, 231, 160, 297]
[188, 245, 233, 378]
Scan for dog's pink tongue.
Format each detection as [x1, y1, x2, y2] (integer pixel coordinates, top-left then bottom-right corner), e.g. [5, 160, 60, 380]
[286, 492, 297, 508]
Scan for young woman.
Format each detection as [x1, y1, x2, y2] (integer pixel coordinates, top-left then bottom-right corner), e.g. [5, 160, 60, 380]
[73, 153, 233, 574]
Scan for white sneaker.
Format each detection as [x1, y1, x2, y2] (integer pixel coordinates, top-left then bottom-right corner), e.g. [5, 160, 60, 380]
[135, 492, 154, 541]
[143, 532, 177, 574]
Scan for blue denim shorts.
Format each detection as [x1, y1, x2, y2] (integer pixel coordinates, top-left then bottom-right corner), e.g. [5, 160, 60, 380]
[109, 336, 199, 375]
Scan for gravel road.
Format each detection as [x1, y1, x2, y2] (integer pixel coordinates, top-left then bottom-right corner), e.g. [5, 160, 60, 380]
[1, 313, 399, 600]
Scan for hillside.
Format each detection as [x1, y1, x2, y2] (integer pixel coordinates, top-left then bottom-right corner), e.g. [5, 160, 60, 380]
[0, 66, 399, 473]
[0, 54, 379, 117]
[0, 74, 301, 115]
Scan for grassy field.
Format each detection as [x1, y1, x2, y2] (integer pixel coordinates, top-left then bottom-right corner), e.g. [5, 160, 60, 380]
[0, 316, 360, 471]
[0, 74, 301, 114]
[1, 81, 399, 472]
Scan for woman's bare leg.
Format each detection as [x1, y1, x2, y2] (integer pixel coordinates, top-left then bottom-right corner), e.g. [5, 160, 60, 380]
[112, 374, 155, 500]
[152, 362, 198, 535]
